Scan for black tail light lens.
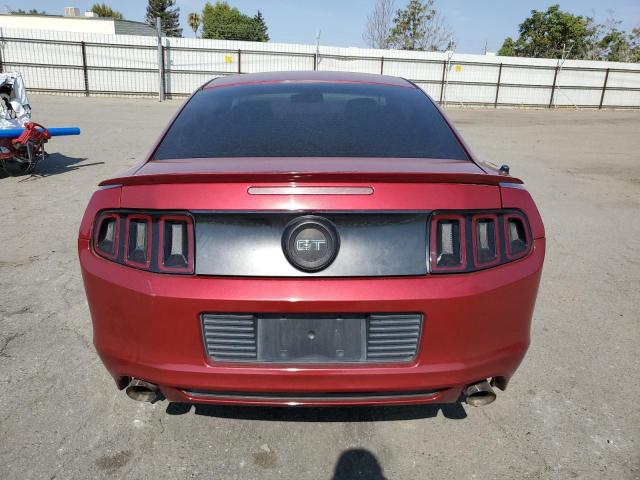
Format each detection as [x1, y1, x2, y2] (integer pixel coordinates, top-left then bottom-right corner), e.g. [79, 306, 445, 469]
[93, 210, 194, 274]
[158, 215, 194, 273]
[473, 214, 499, 267]
[124, 214, 151, 268]
[505, 213, 530, 260]
[430, 210, 532, 274]
[430, 215, 466, 272]
[94, 213, 119, 260]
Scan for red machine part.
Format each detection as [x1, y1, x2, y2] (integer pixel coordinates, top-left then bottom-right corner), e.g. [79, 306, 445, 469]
[0, 139, 13, 160]
[12, 122, 51, 147]
[1, 122, 51, 160]
[1, 122, 51, 174]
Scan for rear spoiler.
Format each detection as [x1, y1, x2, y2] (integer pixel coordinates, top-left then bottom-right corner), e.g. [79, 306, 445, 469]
[99, 172, 522, 187]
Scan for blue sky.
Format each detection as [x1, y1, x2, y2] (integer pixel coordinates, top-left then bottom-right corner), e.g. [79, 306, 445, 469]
[8, 1, 640, 53]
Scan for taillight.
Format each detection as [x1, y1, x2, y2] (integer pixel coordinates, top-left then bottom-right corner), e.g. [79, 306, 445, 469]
[430, 210, 531, 274]
[124, 214, 151, 268]
[158, 215, 194, 273]
[430, 214, 466, 272]
[472, 214, 500, 267]
[93, 210, 194, 274]
[94, 213, 119, 260]
[505, 212, 530, 260]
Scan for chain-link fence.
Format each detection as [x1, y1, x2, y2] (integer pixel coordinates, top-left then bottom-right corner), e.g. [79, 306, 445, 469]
[1, 29, 639, 108]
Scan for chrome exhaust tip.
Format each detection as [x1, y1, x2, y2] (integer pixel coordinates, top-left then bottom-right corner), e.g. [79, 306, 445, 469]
[464, 380, 496, 407]
[125, 379, 159, 403]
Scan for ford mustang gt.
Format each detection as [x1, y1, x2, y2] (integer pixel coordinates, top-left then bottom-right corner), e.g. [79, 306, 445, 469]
[79, 71, 545, 407]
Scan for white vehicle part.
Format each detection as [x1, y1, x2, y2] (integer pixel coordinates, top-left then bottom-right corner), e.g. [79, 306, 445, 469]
[0, 72, 31, 129]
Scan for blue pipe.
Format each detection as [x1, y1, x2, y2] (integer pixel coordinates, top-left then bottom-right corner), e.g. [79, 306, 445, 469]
[0, 127, 81, 138]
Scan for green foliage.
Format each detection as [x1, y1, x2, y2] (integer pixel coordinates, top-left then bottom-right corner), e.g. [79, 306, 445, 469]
[497, 37, 517, 56]
[597, 27, 631, 62]
[187, 12, 201, 36]
[388, 0, 434, 50]
[146, 0, 182, 37]
[11, 9, 47, 14]
[499, 5, 596, 59]
[595, 19, 640, 62]
[631, 28, 640, 63]
[498, 4, 639, 62]
[91, 3, 124, 20]
[387, 0, 451, 51]
[253, 10, 269, 42]
[201, 1, 269, 42]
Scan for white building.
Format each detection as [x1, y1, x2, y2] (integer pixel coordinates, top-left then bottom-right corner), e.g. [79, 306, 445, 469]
[0, 12, 157, 36]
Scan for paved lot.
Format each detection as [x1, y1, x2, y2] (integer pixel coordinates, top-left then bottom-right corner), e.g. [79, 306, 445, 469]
[1, 95, 639, 479]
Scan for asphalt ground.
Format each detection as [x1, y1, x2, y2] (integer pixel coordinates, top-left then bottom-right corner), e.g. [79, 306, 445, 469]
[0, 95, 638, 479]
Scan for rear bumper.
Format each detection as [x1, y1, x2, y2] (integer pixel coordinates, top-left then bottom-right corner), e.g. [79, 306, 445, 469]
[80, 238, 544, 406]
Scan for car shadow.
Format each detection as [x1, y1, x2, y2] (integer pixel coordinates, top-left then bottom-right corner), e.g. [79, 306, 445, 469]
[165, 401, 467, 421]
[1, 153, 103, 180]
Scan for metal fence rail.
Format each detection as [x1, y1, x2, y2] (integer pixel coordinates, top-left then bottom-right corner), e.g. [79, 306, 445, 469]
[1, 34, 639, 108]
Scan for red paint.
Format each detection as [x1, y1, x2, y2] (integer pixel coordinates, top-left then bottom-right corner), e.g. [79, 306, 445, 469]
[118, 183, 502, 212]
[78, 179, 545, 406]
[80, 237, 544, 405]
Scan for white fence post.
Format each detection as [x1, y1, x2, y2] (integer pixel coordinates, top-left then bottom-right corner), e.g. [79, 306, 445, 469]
[156, 18, 164, 102]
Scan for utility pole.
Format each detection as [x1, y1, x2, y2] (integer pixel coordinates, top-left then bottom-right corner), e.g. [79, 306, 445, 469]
[156, 17, 164, 102]
[553, 40, 575, 109]
[315, 29, 321, 70]
[442, 42, 456, 108]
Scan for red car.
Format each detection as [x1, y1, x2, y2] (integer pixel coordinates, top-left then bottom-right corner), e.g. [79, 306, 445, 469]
[79, 71, 544, 408]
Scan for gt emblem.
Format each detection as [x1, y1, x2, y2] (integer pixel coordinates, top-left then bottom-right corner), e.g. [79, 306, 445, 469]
[283, 216, 339, 272]
[296, 239, 326, 251]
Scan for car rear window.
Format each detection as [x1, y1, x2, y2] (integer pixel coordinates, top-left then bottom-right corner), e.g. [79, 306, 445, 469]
[153, 82, 468, 160]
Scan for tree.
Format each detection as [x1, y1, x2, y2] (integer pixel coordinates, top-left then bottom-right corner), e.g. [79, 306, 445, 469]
[253, 10, 270, 42]
[593, 14, 635, 62]
[498, 6, 640, 62]
[11, 9, 47, 14]
[201, 1, 269, 42]
[91, 3, 124, 20]
[187, 12, 201, 37]
[596, 27, 631, 62]
[631, 28, 640, 63]
[146, 0, 182, 37]
[497, 37, 517, 56]
[363, 0, 396, 49]
[387, 0, 452, 51]
[497, 4, 597, 59]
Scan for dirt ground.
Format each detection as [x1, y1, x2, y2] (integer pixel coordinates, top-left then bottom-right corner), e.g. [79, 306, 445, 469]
[0, 95, 639, 479]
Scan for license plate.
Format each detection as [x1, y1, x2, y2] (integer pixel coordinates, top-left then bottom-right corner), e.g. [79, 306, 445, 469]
[257, 314, 366, 363]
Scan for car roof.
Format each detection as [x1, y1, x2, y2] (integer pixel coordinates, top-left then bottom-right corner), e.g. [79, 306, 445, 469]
[203, 71, 414, 90]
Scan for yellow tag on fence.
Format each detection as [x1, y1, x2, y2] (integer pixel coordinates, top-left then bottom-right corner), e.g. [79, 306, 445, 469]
[454, 65, 462, 72]
[224, 55, 233, 63]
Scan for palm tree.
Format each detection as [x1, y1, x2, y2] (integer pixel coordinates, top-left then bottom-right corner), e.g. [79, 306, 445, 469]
[187, 12, 201, 37]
